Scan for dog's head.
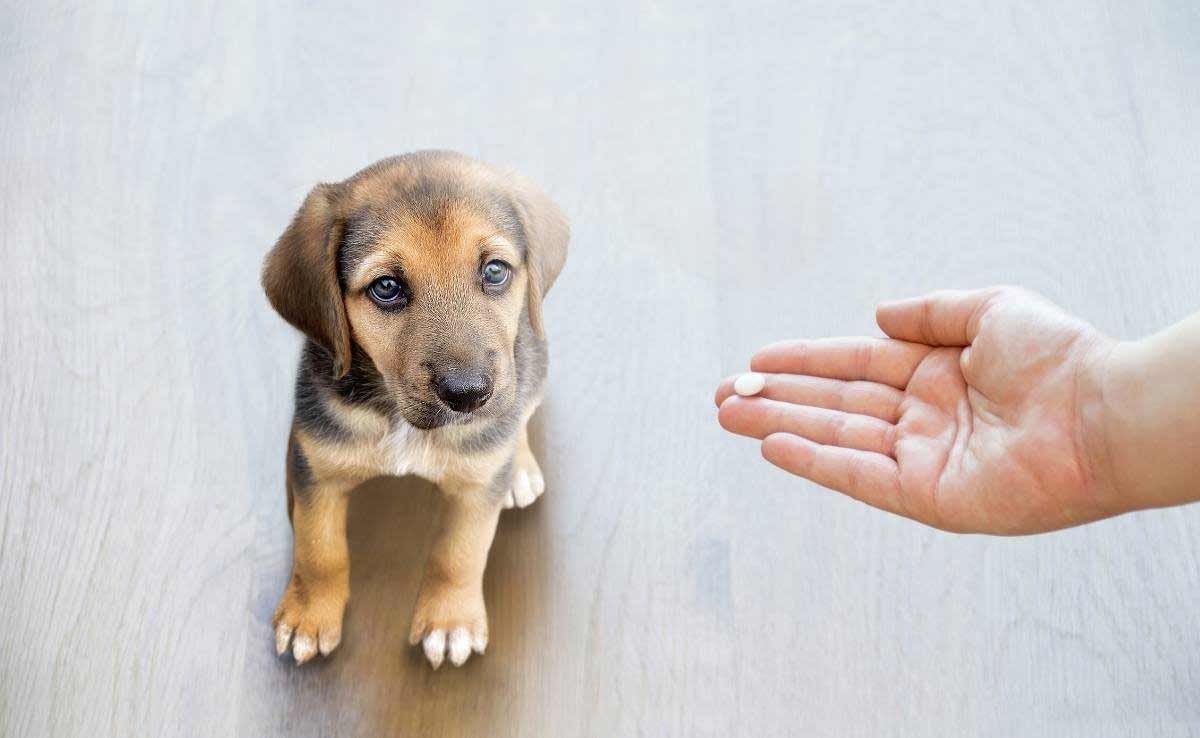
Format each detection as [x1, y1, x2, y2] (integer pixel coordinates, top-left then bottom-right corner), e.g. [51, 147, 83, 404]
[262, 151, 568, 429]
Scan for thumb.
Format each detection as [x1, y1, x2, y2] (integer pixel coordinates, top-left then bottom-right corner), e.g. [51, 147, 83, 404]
[875, 287, 1009, 347]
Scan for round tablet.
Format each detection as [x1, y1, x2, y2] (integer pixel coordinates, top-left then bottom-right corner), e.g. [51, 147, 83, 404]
[733, 372, 765, 397]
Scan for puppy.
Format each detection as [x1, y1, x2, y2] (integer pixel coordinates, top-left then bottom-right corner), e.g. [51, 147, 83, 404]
[261, 151, 568, 668]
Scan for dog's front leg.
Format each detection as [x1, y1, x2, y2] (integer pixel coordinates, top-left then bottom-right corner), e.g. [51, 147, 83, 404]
[272, 436, 356, 664]
[409, 480, 504, 669]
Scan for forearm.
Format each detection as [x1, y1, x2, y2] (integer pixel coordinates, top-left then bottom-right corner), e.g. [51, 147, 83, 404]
[1099, 311, 1200, 512]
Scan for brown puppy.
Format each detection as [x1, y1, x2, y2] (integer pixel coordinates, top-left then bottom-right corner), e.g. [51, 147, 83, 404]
[261, 151, 568, 668]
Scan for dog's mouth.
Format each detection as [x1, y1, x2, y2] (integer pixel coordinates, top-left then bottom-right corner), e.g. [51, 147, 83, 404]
[385, 371, 513, 430]
[389, 385, 487, 430]
[400, 400, 456, 430]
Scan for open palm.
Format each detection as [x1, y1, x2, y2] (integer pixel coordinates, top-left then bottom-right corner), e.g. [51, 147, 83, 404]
[717, 287, 1116, 534]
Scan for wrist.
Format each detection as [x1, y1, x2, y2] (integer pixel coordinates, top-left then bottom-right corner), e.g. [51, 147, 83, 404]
[1084, 321, 1200, 515]
[1077, 337, 1130, 518]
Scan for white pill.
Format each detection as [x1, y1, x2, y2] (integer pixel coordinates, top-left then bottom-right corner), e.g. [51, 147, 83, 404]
[734, 372, 765, 397]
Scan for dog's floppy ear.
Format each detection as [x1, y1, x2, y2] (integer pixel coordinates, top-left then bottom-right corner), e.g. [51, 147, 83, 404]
[510, 177, 569, 340]
[262, 183, 353, 378]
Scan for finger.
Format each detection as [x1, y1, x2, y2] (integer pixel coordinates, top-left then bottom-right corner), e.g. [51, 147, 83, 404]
[751, 337, 931, 390]
[875, 287, 1010, 346]
[716, 373, 903, 421]
[760, 433, 905, 517]
[719, 396, 897, 456]
[715, 374, 738, 406]
[762, 374, 904, 422]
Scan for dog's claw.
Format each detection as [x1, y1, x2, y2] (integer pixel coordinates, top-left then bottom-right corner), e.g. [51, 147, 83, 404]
[410, 586, 489, 669]
[293, 633, 318, 665]
[512, 470, 536, 507]
[275, 624, 293, 656]
[505, 466, 544, 510]
[272, 578, 348, 665]
[448, 627, 472, 666]
[418, 625, 487, 668]
[423, 630, 446, 669]
[318, 625, 342, 656]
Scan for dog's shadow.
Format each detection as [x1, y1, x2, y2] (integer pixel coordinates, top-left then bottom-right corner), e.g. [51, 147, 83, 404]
[313, 413, 554, 732]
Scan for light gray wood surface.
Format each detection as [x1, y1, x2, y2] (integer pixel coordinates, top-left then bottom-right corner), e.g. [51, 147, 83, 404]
[2, 2, 1199, 736]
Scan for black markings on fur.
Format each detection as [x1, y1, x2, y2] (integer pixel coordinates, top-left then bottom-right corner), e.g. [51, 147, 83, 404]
[333, 353, 397, 416]
[293, 341, 395, 441]
[337, 208, 388, 288]
[286, 432, 314, 525]
[287, 150, 550, 464]
[338, 152, 531, 266]
[397, 176, 458, 230]
[486, 457, 515, 504]
[457, 408, 520, 454]
[287, 435, 314, 496]
[455, 314, 546, 454]
[487, 193, 529, 261]
[513, 309, 549, 400]
[294, 355, 350, 441]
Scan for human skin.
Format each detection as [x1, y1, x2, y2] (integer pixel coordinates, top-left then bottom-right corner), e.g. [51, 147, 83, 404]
[715, 286, 1200, 535]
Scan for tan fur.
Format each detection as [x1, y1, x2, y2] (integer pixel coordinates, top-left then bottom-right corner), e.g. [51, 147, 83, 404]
[262, 185, 354, 377]
[272, 476, 353, 663]
[340, 201, 528, 404]
[263, 151, 567, 669]
[408, 490, 501, 648]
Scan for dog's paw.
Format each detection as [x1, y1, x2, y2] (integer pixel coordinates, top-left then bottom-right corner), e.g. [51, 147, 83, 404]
[502, 449, 545, 509]
[409, 582, 488, 669]
[272, 576, 348, 665]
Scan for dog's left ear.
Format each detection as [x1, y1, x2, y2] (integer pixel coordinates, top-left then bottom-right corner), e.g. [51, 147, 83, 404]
[510, 177, 569, 340]
[261, 183, 353, 378]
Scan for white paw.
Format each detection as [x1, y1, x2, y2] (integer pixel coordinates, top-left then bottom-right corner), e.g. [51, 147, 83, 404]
[421, 625, 488, 669]
[409, 585, 489, 669]
[503, 467, 546, 509]
[272, 581, 347, 665]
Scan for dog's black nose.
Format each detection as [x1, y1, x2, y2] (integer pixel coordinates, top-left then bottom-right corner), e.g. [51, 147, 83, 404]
[433, 369, 494, 413]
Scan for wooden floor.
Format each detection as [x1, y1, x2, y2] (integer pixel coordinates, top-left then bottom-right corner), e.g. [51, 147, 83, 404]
[3, 2, 1200, 736]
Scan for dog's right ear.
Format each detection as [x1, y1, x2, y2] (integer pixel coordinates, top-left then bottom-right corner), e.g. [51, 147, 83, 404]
[262, 183, 353, 378]
[508, 176, 569, 341]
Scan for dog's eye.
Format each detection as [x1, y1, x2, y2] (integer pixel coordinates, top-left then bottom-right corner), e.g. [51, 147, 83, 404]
[368, 276, 407, 307]
[481, 260, 511, 291]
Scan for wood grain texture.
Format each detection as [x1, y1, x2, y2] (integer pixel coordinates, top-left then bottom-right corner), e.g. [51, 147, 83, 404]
[2, 1, 1199, 736]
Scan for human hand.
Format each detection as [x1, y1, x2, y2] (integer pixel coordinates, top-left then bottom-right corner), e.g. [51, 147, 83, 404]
[716, 287, 1123, 534]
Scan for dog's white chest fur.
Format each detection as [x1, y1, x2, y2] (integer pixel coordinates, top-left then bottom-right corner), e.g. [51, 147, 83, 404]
[383, 422, 494, 486]
[386, 424, 451, 481]
[324, 395, 493, 486]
